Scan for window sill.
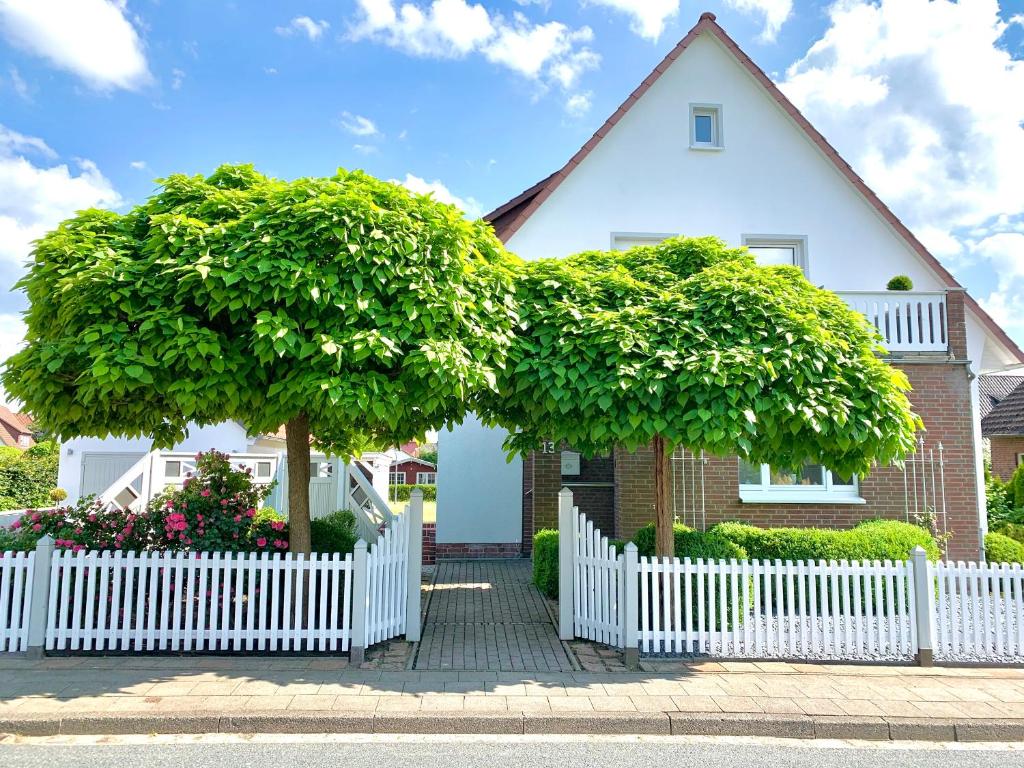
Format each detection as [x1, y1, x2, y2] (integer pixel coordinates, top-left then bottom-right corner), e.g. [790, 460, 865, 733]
[739, 491, 866, 505]
[689, 145, 724, 152]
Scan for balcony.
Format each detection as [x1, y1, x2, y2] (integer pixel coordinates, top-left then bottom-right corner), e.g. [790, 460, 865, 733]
[836, 291, 948, 354]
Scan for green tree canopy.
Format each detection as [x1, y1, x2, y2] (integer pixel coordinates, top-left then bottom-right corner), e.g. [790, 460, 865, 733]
[481, 236, 921, 555]
[3, 164, 519, 550]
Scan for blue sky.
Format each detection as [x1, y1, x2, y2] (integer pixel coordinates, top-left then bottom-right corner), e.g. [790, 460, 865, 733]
[1, 0, 1023, 371]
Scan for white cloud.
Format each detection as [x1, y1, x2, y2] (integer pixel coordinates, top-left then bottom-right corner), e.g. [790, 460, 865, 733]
[565, 91, 592, 118]
[339, 112, 379, 137]
[7, 67, 29, 100]
[353, 143, 378, 154]
[0, 123, 122, 276]
[0, 313, 26, 407]
[350, 0, 599, 94]
[170, 67, 185, 90]
[129, 160, 148, 171]
[275, 16, 330, 41]
[724, 0, 793, 42]
[581, 0, 678, 41]
[0, 0, 151, 91]
[392, 173, 483, 218]
[781, 0, 1024, 342]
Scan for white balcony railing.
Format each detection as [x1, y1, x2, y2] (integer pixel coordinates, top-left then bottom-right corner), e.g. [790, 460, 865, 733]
[837, 291, 948, 353]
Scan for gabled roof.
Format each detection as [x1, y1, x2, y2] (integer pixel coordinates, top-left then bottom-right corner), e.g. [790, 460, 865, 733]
[982, 378, 1024, 437]
[980, 375, 1024, 421]
[484, 11, 1024, 364]
[0, 406, 33, 448]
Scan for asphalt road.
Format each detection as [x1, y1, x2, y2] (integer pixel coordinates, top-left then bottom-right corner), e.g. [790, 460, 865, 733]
[3, 735, 1024, 768]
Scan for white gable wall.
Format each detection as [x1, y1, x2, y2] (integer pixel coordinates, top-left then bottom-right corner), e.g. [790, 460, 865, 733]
[506, 33, 945, 298]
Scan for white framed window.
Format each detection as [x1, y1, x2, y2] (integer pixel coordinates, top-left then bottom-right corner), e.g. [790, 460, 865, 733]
[742, 234, 809, 275]
[610, 232, 676, 250]
[389, 470, 404, 485]
[738, 459, 864, 504]
[1017, 453, 1024, 469]
[309, 460, 333, 479]
[689, 103, 723, 150]
[416, 471, 437, 485]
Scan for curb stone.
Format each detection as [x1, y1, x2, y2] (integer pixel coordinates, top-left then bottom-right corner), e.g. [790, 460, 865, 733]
[668, 713, 814, 739]
[0, 711, 1023, 741]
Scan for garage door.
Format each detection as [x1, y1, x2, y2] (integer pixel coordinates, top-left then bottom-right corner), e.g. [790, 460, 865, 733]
[80, 452, 147, 499]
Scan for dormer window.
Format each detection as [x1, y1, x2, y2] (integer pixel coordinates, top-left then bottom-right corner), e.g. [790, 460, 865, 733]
[690, 104, 723, 150]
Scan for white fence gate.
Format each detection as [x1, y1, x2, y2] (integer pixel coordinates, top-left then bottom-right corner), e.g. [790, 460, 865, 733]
[1, 490, 424, 658]
[557, 487, 1024, 666]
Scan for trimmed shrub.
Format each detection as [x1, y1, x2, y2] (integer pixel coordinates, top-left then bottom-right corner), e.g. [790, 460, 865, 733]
[986, 532, 1024, 564]
[0, 441, 58, 509]
[710, 519, 940, 562]
[533, 529, 559, 599]
[996, 523, 1024, 546]
[631, 522, 746, 560]
[1013, 463, 1024, 510]
[388, 484, 437, 502]
[310, 510, 358, 554]
[887, 275, 914, 291]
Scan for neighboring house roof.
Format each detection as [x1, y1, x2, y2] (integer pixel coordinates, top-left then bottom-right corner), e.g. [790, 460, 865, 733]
[388, 449, 436, 469]
[0, 406, 33, 448]
[980, 375, 1024, 422]
[484, 11, 1024, 366]
[982, 379, 1024, 437]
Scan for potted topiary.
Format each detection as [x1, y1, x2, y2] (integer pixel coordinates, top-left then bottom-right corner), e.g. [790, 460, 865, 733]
[887, 275, 914, 291]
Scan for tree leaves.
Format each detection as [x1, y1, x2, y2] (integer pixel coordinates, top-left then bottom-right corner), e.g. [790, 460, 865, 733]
[480, 236, 921, 478]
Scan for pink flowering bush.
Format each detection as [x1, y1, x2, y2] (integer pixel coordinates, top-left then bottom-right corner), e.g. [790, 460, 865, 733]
[6, 498, 156, 553]
[151, 450, 277, 553]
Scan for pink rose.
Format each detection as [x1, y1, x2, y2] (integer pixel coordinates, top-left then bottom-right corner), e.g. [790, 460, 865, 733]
[10, 520, 20, 529]
[246, 508, 255, 518]
[32, 523, 41, 532]
[256, 537, 267, 548]
[200, 489, 211, 497]
[233, 515, 241, 523]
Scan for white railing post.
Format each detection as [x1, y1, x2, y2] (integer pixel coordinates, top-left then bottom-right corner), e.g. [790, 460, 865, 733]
[622, 542, 639, 668]
[558, 487, 575, 641]
[26, 535, 54, 658]
[405, 489, 424, 642]
[911, 545, 934, 666]
[350, 539, 368, 664]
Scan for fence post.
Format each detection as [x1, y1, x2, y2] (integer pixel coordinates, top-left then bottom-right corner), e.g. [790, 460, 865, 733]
[911, 545, 934, 667]
[350, 539, 368, 664]
[405, 489, 424, 642]
[26, 535, 54, 658]
[558, 487, 574, 641]
[622, 542, 639, 669]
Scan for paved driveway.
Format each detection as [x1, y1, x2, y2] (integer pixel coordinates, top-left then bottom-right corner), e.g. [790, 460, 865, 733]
[413, 560, 576, 672]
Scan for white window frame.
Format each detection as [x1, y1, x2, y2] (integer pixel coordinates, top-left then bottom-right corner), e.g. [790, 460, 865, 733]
[309, 460, 333, 480]
[610, 232, 677, 250]
[1017, 453, 1024, 469]
[416, 471, 437, 485]
[689, 103, 723, 150]
[742, 234, 810, 276]
[738, 460, 864, 505]
[389, 470, 404, 485]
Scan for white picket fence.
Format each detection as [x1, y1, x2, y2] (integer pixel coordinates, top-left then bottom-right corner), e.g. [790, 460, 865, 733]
[0, 490, 424, 657]
[556, 488, 1024, 666]
[571, 510, 623, 647]
[0, 552, 35, 652]
[637, 556, 918, 660]
[45, 550, 355, 653]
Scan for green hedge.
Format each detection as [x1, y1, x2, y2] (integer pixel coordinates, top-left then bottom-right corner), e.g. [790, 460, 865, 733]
[985, 532, 1024, 564]
[389, 484, 437, 502]
[533, 529, 559, 598]
[710, 519, 940, 562]
[631, 522, 746, 560]
[1014, 464, 1024, 510]
[310, 509, 358, 554]
[0, 441, 58, 509]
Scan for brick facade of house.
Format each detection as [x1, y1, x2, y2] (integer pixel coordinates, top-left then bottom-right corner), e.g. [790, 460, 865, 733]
[991, 437, 1024, 483]
[520, 292, 986, 561]
[390, 459, 436, 485]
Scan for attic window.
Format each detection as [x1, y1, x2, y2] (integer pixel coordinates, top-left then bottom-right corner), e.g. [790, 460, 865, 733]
[690, 104, 723, 150]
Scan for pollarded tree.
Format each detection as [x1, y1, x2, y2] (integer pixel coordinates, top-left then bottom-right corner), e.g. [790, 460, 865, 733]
[3, 165, 518, 553]
[482, 236, 921, 557]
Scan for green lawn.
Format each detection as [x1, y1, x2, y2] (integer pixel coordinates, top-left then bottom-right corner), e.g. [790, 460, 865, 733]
[388, 499, 437, 523]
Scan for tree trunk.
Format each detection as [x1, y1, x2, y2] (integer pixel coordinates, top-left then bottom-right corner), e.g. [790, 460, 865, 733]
[286, 413, 312, 555]
[653, 434, 673, 558]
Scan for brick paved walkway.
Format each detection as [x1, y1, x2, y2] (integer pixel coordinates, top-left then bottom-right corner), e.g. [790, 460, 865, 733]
[413, 560, 575, 672]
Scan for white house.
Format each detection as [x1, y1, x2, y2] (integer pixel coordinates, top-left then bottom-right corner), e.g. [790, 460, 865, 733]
[436, 12, 1023, 561]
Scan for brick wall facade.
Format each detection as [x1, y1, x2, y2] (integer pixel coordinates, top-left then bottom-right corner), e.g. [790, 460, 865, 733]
[435, 542, 522, 559]
[612, 359, 982, 561]
[991, 437, 1024, 482]
[521, 448, 615, 547]
[422, 522, 436, 566]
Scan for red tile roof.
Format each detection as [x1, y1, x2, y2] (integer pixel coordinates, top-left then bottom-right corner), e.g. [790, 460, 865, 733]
[484, 11, 1024, 365]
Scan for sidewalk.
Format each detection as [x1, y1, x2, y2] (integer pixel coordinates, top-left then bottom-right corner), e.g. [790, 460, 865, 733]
[2, 654, 1023, 741]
